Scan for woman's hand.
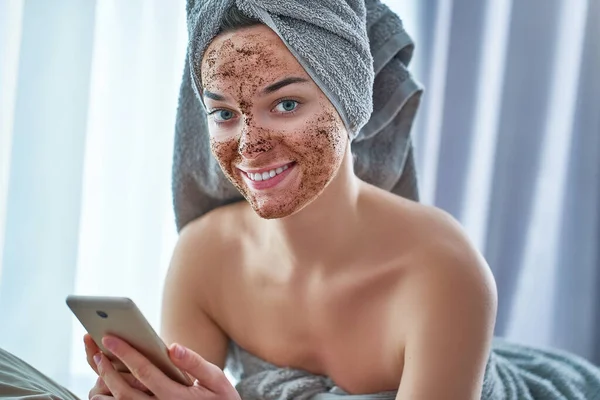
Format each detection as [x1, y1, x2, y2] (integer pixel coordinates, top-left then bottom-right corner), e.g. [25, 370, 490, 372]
[89, 335, 241, 400]
[84, 334, 150, 398]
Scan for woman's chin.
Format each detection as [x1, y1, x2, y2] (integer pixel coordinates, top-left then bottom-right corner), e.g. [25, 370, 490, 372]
[252, 203, 295, 219]
[250, 197, 308, 220]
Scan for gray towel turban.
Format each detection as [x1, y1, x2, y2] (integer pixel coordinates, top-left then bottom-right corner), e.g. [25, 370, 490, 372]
[173, 0, 423, 231]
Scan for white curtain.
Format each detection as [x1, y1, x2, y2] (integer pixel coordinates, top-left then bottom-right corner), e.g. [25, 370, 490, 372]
[0, 0, 188, 397]
[411, 0, 600, 365]
[1, 0, 598, 399]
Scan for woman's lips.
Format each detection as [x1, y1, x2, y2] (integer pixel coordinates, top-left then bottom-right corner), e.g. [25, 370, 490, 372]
[240, 162, 296, 190]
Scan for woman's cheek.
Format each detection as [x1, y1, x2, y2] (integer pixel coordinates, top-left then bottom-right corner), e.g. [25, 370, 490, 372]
[279, 112, 347, 203]
[210, 137, 239, 180]
[302, 111, 346, 172]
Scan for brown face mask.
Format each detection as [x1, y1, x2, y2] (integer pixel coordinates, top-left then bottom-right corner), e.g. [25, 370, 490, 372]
[201, 25, 348, 219]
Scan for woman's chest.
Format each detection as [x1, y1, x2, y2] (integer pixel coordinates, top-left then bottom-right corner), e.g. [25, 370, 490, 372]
[218, 264, 407, 394]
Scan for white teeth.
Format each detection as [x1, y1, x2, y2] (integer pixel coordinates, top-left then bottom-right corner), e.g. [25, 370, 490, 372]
[248, 164, 291, 182]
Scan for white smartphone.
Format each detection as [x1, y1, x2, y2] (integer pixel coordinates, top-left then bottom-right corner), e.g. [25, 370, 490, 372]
[66, 295, 193, 386]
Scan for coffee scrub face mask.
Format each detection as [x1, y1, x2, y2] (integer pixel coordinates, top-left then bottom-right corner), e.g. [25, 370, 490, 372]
[201, 25, 348, 219]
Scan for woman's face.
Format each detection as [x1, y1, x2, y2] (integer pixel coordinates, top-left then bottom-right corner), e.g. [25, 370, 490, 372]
[200, 25, 349, 219]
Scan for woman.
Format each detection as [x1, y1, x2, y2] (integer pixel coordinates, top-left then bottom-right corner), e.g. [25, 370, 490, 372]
[1, 1, 598, 399]
[82, 3, 497, 399]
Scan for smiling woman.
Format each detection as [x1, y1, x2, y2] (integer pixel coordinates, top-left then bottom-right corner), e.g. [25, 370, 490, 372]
[202, 25, 350, 219]
[160, 1, 600, 399]
[160, 1, 497, 399]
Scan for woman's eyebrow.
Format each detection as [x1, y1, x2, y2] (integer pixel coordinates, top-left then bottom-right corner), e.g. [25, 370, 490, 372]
[203, 90, 226, 101]
[260, 76, 309, 96]
[203, 76, 309, 101]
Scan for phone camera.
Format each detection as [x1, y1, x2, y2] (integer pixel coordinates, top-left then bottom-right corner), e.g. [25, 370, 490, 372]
[96, 310, 108, 318]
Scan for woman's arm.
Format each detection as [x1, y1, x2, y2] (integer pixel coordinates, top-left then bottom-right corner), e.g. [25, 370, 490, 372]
[160, 218, 230, 369]
[395, 212, 498, 400]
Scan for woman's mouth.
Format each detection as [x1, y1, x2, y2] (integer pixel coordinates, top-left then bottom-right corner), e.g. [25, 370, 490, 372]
[240, 162, 296, 190]
[246, 163, 291, 181]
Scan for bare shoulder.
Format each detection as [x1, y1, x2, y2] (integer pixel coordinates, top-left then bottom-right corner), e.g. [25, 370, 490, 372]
[363, 184, 498, 335]
[160, 201, 251, 367]
[174, 201, 253, 267]
[177, 200, 251, 250]
[171, 200, 263, 302]
[365, 185, 496, 288]
[401, 198, 497, 308]
[366, 187, 498, 398]
[397, 198, 498, 325]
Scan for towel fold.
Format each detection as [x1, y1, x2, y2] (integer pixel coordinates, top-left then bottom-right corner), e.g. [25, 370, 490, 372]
[226, 338, 600, 399]
[173, 0, 422, 231]
[0, 347, 80, 399]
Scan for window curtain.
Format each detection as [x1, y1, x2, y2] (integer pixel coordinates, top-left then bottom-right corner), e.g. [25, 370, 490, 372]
[0, 0, 188, 396]
[411, 0, 600, 364]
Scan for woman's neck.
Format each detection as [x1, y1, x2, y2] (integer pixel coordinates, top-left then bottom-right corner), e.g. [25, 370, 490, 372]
[264, 148, 363, 269]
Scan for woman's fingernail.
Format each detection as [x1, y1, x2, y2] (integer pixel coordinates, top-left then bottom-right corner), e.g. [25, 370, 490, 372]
[173, 344, 186, 359]
[93, 353, 102, 366]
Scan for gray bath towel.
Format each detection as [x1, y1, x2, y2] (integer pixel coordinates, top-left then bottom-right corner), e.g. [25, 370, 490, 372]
[226, 339, 600, 399]
[173, 0, 422, 231]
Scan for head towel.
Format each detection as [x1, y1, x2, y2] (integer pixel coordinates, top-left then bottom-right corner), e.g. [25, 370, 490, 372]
[173, 0, 423, 230]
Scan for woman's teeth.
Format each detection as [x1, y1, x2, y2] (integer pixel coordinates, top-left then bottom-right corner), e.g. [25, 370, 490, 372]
[248, 164, 289, 181]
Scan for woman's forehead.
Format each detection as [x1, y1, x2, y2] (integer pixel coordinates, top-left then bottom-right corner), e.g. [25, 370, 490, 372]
[201, 26, 310, 94]
[203, 27, 303, 70]
[207, 24, 279, 50]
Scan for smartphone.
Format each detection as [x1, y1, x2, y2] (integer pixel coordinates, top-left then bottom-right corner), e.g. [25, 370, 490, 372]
[66, 295, 193, 386]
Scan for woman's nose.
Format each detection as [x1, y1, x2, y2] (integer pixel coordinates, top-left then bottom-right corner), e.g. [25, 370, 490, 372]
[238, 123, 274, 159]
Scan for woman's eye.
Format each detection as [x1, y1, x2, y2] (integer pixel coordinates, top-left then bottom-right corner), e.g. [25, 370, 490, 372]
[209, 100, 298, 124]
[212, 109, 235, 122]
[275, 100, 298, 113]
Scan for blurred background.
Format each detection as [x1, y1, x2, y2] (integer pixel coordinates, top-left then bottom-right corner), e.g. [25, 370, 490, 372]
[0, 0, 599, 398]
